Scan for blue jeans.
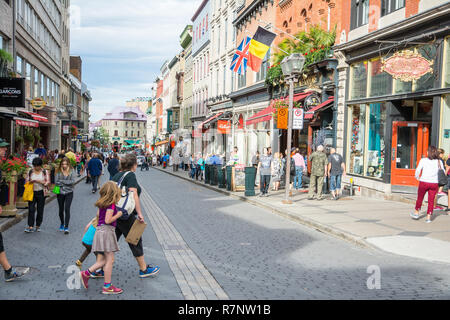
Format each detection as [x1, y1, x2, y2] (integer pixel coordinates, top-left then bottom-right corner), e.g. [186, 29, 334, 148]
[294, 167, 304, 189]
[330, 175, 342, 192]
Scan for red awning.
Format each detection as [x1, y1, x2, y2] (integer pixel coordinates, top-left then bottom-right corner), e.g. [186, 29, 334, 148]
[15, 118, 39, 128]
[20, 111, 49, 123]
[246, 105, 274, 126]
[245, 92, 314, 127]
[304, 97, 334, 120]
[197, 113, 223, 130]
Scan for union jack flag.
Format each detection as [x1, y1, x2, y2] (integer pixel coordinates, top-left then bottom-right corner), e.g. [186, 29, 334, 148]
[230, 36, 251, 75]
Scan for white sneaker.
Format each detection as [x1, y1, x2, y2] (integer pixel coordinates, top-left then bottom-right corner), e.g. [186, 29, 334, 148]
[410, 212, 420, 220]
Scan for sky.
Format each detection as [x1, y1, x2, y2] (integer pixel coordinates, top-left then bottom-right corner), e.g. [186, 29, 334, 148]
[70, 0, 203, 122]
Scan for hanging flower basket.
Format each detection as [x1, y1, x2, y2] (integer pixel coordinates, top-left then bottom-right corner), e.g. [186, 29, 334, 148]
[71, 125, 78, 136]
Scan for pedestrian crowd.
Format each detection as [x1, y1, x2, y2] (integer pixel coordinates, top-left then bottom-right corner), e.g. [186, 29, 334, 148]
[0, 142, 160, 294]
[0, 138, 449, 292]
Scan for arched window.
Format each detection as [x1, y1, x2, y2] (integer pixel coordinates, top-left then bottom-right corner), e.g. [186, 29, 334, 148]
[283, 21, 288, 28]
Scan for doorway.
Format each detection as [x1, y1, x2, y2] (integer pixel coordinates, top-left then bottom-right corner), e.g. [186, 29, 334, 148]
[391, 121, 430, 186]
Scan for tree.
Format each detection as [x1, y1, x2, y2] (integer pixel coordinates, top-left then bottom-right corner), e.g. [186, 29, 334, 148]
[97, 127, 110, 146]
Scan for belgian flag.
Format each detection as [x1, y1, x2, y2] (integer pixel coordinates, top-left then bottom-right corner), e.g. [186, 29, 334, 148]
[248, 27, 277, 73]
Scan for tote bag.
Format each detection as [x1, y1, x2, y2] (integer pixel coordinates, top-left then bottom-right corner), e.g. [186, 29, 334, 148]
[438, 161, 447, 187]
[23, 182, 34, 202]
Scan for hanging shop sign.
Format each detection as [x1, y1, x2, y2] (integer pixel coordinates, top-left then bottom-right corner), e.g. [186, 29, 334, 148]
[381, 50, 433, 82]
[277, 108, 288, 130]
[217, 120, 231, 134]
[304, 93, 321, 112]
[31, 98, 47, 110]
[0, 78, 25, 108]
[293, 109, 304, 130]
[63, 125, 69, 134]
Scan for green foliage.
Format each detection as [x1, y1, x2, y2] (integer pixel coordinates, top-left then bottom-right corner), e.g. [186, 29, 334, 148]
[266, 25, 336, 93]
[0, 49, 13, 63]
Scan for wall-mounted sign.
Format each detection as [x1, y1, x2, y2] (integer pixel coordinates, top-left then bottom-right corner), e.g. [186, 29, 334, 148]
[31, 98, 47, 110]
[217, 120, 231, 134]
[277, 108, 288, 130]
[63, 125, 69, 134]
[382, 50, 433, 82]
[293, 109, 304, 130]
[0, 78, 25, 108]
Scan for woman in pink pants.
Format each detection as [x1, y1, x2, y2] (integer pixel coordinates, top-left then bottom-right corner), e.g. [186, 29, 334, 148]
[411, 146, 440, 223]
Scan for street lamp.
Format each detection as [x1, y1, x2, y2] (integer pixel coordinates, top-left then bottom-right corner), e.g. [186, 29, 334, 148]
[65, 103, 75, 151]
[280, 53, 306, 205]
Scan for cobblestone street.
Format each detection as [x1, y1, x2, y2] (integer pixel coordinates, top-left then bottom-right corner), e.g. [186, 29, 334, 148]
[1, 169, 450, 300]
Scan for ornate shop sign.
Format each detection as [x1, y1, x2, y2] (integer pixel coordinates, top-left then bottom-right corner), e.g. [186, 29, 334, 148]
[381, 50, 433, 82]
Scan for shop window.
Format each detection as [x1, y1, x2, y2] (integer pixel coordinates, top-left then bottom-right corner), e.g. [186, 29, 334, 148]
[415, 44, 436, 92]
[348, 104, 366, 176]
[444, 37, 450, 88]
[441, 95, 450, 152]
[366, 103, 386, 179]
[370, 57, 392, 97]
[394, 78, 412, 94]
[350, 61, 368, 99]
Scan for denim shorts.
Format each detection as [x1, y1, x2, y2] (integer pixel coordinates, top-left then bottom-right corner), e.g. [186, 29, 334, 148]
[330, 175, 342, 191]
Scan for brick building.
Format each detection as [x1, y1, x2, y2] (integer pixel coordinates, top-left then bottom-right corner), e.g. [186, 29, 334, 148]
[334, 0, 450, 196]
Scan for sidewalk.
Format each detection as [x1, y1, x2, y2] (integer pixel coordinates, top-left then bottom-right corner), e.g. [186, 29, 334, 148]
[155, 166, 450, 265]
[0, 174, 87, 233]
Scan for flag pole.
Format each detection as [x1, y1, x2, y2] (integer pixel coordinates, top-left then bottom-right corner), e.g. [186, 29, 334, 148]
[257, 19, 304, 43]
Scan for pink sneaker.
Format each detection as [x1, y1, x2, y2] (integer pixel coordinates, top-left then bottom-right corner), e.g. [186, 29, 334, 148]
[102, 284, 123, 295]
[434, 206, 444, 210]
[80, 271, 90, 289]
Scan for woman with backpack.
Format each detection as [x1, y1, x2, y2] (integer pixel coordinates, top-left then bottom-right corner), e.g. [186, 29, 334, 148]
[111, 154, 160, 278]
[25, 157, 50, 233]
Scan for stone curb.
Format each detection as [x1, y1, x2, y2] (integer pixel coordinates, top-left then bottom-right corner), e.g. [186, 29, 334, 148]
[153, 167, 379, 251]
[0, 176, 87, 233]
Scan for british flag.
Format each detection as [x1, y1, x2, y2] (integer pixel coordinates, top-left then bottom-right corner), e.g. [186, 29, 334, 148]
[230, 36, 251, 75]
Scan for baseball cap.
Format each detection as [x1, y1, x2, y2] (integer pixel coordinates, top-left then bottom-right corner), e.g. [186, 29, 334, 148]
[0, 138, 10, 148]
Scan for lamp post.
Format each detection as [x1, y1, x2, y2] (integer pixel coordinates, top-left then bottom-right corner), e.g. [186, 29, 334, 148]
[280, 53, 306, 205]
[65, 103, 75, 151]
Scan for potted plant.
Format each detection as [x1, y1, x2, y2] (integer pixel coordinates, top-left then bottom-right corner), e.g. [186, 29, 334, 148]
[0, 157, 29, 216]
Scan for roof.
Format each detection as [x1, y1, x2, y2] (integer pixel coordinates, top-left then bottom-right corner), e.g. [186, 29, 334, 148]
[101, 106, 147, 121]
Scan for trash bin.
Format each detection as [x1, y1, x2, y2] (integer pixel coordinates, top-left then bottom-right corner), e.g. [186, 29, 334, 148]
[210, 165, 219, 186]
[218, 166, 226, 189]
[245, 167, 257, 197]
[226, 166, 232, 191]
[205, 164, 211, 184]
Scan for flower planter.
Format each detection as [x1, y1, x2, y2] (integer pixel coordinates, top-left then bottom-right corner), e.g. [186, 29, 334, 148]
[0, 171, 18, 217]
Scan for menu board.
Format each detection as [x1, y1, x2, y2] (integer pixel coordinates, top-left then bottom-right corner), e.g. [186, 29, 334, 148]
[233, 165, 246, 192]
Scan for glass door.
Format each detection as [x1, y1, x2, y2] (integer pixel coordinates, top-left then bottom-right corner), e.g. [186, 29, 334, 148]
[391, 121, 430, 186]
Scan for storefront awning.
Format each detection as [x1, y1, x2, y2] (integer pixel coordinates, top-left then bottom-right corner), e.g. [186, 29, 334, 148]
[246, 105, 274, 126]
[19, 111, 49, 123]
[304, 97, 334, 120]
[155, 140, 169, 146]
[197, 113, 224, 130]
[14, 117, 39, 128]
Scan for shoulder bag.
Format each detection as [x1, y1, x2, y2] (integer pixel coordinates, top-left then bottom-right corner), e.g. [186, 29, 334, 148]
[438, 161, 447, 187]
[116, 171, 136, 220]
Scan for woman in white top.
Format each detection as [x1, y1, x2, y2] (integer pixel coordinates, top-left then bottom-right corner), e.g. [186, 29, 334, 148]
[25, 157, 50, 233]
[411, 146, 441, 223]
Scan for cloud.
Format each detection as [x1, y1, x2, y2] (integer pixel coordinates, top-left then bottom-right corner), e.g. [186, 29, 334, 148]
[70, 0, 202, 121]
